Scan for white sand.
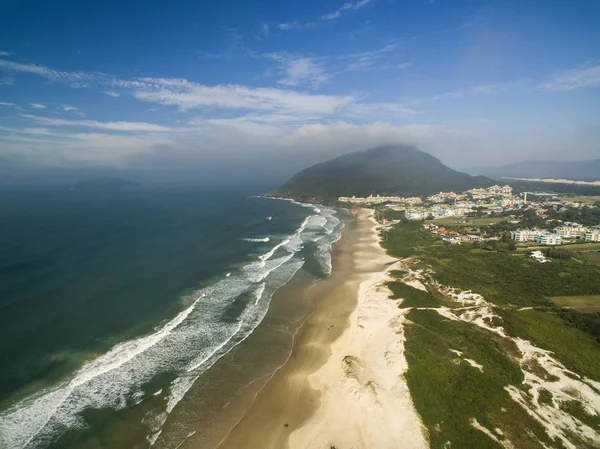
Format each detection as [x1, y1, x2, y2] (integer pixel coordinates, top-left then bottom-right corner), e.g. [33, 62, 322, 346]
[289, 212, 428, 449]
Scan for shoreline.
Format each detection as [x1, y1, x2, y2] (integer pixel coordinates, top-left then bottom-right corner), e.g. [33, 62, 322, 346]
[213, 208, 427, 449]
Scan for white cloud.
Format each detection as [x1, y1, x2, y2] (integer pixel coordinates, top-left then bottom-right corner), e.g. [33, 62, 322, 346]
[61, 105, 85, 116]
[540, 65, 600, 91]
[0, 76, 15, 85]
[265, 53, 331, 87]
[397, 62, 412, 69]
[0, 102, 16, 107]
[0, 59, 95, 84]
[30, 103, 47, 109]
[408, 82, 519, 105]
[340, 43, 397, 71]
[278, 22, 299, 30]
[20, 114, 174, 132]
[0, 51, 12, 56]
[126, 77, 353, 114]
[344, 102, 423, 118]
[104, 90, 120, 97]
[321, 0, 374, 20]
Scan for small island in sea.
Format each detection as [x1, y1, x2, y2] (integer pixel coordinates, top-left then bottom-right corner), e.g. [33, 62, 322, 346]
[71, 177, 141, 191]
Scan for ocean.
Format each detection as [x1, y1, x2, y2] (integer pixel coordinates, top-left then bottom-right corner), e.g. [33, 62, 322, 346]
[0, 185, 344, 449]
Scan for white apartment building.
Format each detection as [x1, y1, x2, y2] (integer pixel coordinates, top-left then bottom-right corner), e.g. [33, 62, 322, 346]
[586, 229, 600, 242]
[555, 226, 587, 239]
[510, 230, 544, 242]
[338, 195, 422, 205]
[405, 210, 428, 220]
[538, 234, 562, 246]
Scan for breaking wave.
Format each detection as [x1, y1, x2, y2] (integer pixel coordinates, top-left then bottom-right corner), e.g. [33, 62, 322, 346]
[0, 200, 343, 449]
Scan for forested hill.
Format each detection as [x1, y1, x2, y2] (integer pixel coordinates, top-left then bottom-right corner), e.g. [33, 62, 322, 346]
[271, 145, 493, 201]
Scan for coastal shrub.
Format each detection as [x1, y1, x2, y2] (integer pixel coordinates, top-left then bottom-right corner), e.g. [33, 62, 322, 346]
[544, 247, 572, 260]
[387, 280, 443, 308]
[499, 309, 600, 381]
[403, 309, 556, 449]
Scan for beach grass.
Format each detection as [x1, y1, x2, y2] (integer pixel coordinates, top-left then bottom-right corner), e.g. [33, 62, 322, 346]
[403, 309, 560, 449]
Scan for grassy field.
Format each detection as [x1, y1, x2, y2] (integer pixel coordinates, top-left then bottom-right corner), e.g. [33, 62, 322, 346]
[578, 251, 600, 266]
[516, 242, 600, 252]
[558, 195, 600, 204]
[425, 216, 509, 227]
[550, 295, 600, 313]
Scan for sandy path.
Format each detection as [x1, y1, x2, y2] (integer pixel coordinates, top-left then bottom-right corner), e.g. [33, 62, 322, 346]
[214, 209, 427, 449]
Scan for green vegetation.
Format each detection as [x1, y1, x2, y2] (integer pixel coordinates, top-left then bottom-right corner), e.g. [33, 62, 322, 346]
[403, 309, 558, 449]
[382, 222, 600, 308]
[559, 400, 600, 431]
[550, 295, 600, 313]
[538, 388, 554, 407]
[578, 251, 600, 266]
[499, 309, 600, 381]
[387, 281, 445, 308]
[425, 216, 509, 227]
[559, 195, 600, 205]
[544, 247, 572, 260]
[271, 145, 492, 201]
[381, 218, 600, 445]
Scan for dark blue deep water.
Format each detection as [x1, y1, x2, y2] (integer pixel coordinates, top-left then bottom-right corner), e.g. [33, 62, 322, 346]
[0, 185, 343, 448]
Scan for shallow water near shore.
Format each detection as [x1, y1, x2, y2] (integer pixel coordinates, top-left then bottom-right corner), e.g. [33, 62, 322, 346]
[0, 186, 345, 449]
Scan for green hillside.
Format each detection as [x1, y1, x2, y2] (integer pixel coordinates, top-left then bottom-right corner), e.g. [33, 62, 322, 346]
[271, 145, 493, 201]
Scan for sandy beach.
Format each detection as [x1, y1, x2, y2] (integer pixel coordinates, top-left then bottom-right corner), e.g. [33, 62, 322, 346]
[214, 209, 427, 449]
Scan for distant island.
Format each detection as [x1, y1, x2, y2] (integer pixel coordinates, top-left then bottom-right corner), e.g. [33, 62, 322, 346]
[270, 144, 493, 202]
[72, 177, 141, 190]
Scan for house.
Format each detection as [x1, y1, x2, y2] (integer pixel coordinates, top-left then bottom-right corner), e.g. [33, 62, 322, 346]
[530, 250, 548, 263]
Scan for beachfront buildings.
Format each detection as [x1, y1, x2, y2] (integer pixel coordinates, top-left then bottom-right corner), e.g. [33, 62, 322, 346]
[586, 228, 600, 242]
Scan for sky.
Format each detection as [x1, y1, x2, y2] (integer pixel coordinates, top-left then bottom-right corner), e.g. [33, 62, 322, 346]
[0, 0, 599, 182]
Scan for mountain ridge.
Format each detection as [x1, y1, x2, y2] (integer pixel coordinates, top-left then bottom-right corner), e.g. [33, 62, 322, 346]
[271, 145, 494, 202]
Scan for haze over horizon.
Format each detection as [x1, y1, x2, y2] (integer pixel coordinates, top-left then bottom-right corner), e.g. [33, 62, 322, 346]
[1, 0, 599, 183]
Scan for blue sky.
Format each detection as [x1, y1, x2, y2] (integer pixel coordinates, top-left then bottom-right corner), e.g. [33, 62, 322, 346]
[0, 0, 599, 176]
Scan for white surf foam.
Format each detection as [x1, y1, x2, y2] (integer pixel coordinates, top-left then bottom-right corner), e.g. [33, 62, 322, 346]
[0, 200, 343, 449]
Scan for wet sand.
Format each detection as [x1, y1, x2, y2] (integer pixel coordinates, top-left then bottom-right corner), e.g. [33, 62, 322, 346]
[213, 209, 426, 449]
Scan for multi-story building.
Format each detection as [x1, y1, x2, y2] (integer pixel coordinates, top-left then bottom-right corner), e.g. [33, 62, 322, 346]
[510, 230, 544, 242]
[538, 234, 562, 246]
[555, 226, 587, 239]
[405, 209, 428, 220]
[586, 229, 600, 242]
